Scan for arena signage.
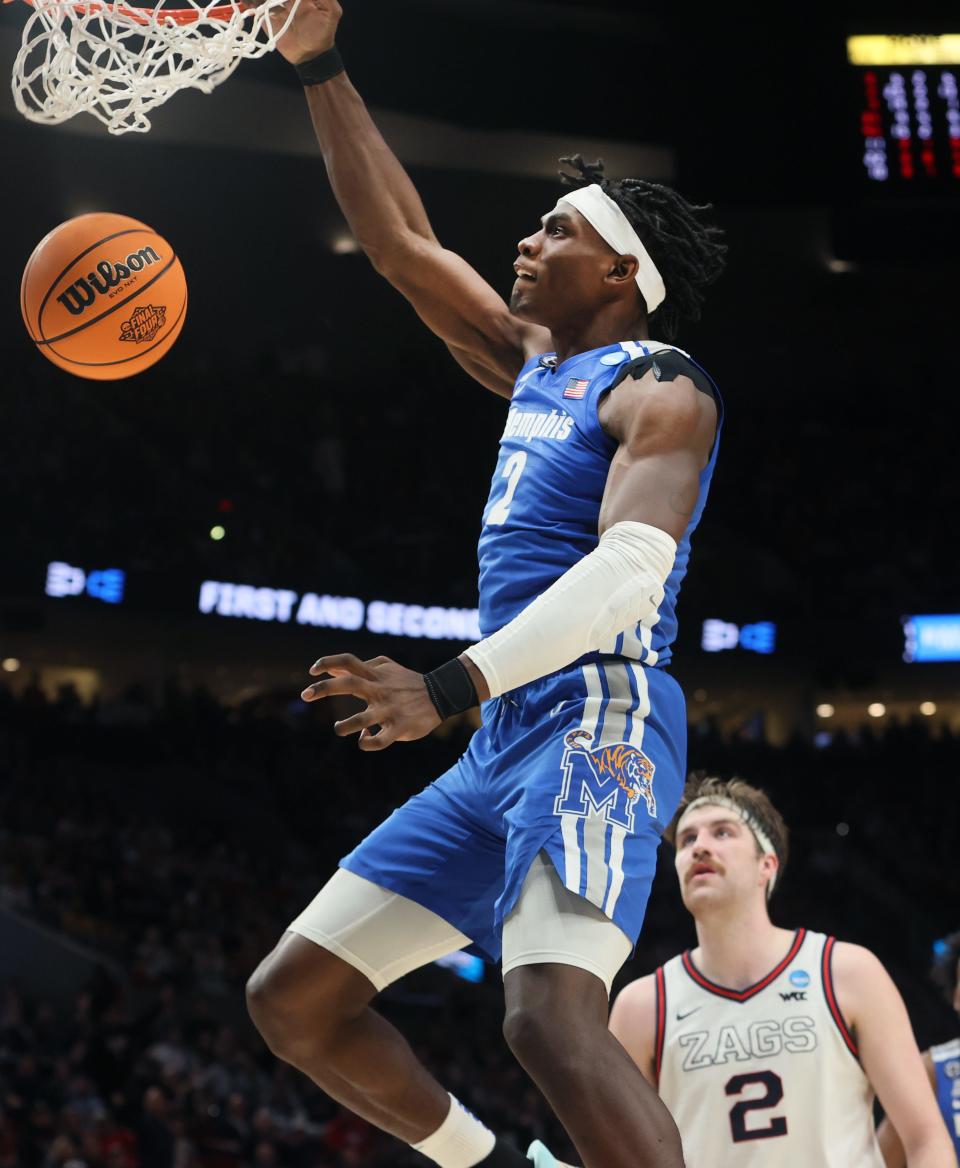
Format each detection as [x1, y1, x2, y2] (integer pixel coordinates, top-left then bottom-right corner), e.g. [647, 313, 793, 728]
[197, 580, 481, 643]
[701, 619, 777, 655]
[45, 561, 126, 605]
[902, 614, 960, 662]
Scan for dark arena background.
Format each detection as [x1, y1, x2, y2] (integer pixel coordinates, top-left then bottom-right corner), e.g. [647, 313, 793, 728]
[1, 3, 959, 1165]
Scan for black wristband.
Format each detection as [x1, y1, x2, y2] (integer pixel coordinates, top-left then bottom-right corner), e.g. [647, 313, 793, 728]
[295, 45, 344, 87]
[423, 658, 479, 721]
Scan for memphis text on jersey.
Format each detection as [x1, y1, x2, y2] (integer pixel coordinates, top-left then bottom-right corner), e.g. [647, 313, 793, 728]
[502, 407, 575, 443]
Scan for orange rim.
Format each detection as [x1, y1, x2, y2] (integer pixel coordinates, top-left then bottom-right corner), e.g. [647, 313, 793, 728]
[6, 0, 253, 23]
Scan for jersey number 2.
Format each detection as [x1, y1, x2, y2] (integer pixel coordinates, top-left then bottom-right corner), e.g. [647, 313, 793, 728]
[486, 451, 527, 526]
[725, 1071, 787, 1142]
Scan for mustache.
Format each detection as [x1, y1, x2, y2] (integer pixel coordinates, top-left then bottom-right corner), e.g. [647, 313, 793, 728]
[685, 862, 722, 883]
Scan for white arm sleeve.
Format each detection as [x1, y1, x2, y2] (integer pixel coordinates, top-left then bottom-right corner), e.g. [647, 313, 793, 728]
[463, 520, 677, 699]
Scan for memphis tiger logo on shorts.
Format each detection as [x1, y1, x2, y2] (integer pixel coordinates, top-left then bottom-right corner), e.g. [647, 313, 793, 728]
[554, 728, 656, 832]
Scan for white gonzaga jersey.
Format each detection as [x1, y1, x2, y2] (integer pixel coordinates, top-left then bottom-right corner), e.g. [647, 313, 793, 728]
[656, 929, 884, 1167]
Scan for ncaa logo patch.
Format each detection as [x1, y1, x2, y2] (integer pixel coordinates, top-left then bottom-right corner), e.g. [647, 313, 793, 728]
[789, 970, 811, 989]
[554, 729, 656, 832]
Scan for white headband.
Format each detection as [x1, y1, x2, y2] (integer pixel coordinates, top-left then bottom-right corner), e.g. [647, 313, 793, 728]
[555, 183, 666, 314]
[680, 796, 779, 895]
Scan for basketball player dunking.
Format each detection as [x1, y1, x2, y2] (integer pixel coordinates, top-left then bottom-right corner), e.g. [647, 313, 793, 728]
[247, 2, 726, 1166]
[609, 776, 954, 1167]
[879, 930, 960, 1167]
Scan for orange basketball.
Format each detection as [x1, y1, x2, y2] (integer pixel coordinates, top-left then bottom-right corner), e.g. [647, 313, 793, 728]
[21, 212, 188, 381]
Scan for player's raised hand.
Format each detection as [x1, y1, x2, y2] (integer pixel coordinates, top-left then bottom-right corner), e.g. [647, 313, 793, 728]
[301, 653, 442, 751]
[268, 0, 342, 66]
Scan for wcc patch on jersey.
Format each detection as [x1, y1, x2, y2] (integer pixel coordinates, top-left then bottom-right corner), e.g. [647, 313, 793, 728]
[554, 728, 657, 831]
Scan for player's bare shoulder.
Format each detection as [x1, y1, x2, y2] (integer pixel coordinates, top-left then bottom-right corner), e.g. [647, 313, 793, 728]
[830, 940, 888, 992]
[599, 353, 717, 458]
[609, 973, 659, 1083]
[829, 940, 901, 1033]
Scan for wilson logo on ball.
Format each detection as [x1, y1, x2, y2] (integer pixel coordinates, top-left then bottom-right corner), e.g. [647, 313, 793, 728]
[120, 304, 167, 344]
[55, 246, 163, 316]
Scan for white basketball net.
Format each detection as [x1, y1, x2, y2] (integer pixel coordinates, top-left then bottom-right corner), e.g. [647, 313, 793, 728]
[11, 0, 299, 135]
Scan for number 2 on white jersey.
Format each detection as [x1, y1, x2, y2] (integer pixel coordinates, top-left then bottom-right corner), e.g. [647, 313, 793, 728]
[486, 451, 527, 526]
[726, 1071, 787, 1142]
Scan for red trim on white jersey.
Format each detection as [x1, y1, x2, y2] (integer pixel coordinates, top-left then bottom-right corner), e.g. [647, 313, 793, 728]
[654, 965, 666, 1084]
[681, 928, 807, 1002]
[821, 935, 859, 1059]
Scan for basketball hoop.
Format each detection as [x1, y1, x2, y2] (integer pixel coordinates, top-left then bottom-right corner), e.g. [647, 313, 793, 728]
[6, 0, 300, 135]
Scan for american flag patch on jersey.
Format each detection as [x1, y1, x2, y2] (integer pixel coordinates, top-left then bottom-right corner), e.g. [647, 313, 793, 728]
[563, 377, 589, 399]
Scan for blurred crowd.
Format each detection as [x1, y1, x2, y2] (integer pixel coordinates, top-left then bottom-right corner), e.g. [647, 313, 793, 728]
[3, 315, 959, 634]
[0, 335, 494, 609]
[0, 678, 572, 1168]
[1, 679, 957, 1167]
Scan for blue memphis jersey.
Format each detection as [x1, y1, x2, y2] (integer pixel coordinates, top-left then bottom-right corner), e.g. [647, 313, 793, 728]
[477, 340, 723, 668]
[932, 1039, 960, 1155]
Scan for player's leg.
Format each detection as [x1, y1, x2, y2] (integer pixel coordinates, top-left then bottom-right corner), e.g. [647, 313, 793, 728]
[501, 854, 683, 1168]
[491, 661, 688, 1166]
[246, 870, 466, 1142]
[247, 755, 530, 1167]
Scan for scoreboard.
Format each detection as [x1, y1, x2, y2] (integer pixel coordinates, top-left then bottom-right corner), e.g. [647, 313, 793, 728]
[848, 35, 960, 192]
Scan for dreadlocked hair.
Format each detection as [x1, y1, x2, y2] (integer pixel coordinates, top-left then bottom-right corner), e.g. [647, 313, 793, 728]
[559, 155, 727, 342]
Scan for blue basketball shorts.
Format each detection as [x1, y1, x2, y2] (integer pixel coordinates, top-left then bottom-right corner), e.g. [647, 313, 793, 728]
[340, 657, 687, 963]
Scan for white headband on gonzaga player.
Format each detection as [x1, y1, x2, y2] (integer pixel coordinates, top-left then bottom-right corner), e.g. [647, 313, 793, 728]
[681, 795, 780, 895]
[555, 183, 667, 314]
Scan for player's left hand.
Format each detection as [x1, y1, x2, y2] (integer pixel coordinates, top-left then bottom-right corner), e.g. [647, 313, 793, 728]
[301, 653, 441, 751]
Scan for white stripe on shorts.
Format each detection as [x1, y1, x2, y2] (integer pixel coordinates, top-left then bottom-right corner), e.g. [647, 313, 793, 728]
[560, 812, 581, 894]
[603, 662, 650, 916]
[559, 662, 604, 893]
[638, 614, 660, 666]
[565, 662, 649, 915]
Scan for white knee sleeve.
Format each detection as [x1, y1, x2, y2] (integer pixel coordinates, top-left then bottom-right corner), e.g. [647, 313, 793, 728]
[287, 869, 472, 991]
[502, 853, 632, 995]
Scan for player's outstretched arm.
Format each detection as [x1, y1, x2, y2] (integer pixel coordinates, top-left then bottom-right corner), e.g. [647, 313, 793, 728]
[608, 976, 659, 1086]
[833, 944, 955, 1168]
[270, 0, 547, 396]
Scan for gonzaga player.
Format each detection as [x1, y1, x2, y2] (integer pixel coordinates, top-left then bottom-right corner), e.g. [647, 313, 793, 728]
[609, 777, 954, 1167]
[878, 930, 960, 1166]
[247, 2, 724, 1166]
